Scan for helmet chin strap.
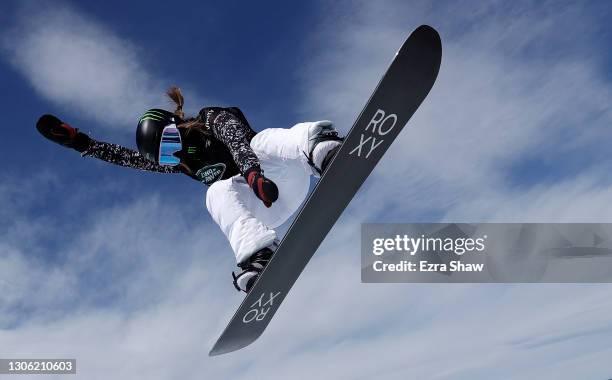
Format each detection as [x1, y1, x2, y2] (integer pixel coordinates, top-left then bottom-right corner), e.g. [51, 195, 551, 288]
[176, 162, 198, 180]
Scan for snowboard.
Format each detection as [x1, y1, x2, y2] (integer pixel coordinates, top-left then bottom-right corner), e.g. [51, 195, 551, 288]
[209, 25, 442, 356]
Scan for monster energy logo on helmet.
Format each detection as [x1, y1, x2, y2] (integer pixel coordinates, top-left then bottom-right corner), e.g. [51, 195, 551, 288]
[136, 108, 183, 163]
[139, 109, 169, 123]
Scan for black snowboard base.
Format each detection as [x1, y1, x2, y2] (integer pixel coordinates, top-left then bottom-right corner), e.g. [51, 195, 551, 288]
[210, 25, 442, 356]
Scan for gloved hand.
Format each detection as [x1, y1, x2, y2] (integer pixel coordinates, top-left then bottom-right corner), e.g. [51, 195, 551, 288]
[245, 168, 278, 208]
[36, 114, 91, 152]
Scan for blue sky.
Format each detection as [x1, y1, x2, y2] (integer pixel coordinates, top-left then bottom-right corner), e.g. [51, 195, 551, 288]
[2, 0, 612, 379]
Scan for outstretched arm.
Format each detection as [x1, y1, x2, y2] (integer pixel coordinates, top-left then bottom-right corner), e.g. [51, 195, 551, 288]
[36, 114, 180, 174]
[82, 140, 180, 174]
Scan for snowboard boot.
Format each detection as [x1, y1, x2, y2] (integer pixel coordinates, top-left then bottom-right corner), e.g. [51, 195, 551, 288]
[232, 240, 279, 293]
[304, 121, 344, 177]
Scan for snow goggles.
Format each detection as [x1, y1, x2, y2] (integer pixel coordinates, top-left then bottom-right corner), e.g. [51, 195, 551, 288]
[158, 124, 182, 166]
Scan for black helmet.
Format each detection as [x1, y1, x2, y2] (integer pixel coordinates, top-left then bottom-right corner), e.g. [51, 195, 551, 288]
[136, 109, 182, 163]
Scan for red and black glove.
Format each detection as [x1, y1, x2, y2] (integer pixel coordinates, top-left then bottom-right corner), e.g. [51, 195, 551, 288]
[246, 168, 278, 208]
[36, 114, 91, 152]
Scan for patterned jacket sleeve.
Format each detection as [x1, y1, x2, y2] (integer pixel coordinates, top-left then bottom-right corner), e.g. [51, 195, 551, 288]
[209, 110, 261, 175]
[81, 139, 181, 174]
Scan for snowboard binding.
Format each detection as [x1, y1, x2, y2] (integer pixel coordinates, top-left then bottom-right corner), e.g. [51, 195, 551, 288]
[304, 121, 344, 176]
[232, 242, 277, 293]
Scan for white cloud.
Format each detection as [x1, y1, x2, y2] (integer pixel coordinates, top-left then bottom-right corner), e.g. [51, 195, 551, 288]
[301, 0, 612, 222]
[0, 3, 205, 130]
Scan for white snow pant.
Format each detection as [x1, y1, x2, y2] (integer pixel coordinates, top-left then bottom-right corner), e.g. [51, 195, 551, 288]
[206, 122, 325, 264]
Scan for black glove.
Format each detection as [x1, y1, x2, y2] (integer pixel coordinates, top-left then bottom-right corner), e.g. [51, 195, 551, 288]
[36, 114, 91, 152]
[246, 168, 279, 208]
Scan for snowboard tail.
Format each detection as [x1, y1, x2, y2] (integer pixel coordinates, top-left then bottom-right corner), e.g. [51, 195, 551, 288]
[210, 25, 442, 356]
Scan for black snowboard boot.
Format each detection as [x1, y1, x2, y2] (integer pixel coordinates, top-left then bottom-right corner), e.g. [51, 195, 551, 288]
[232, 241, 278, 293]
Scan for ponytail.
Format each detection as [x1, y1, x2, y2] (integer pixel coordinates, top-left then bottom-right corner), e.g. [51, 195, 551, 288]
[165, 86, 206, 133]
[166, 86, 185, 120]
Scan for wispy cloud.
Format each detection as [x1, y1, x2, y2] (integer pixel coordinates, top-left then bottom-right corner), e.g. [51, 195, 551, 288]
[301, 0, 612, 222]
[0, 3, 203, 130]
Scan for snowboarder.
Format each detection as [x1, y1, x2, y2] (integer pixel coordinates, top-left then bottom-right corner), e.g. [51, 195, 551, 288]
[36, 86, 343, 292]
